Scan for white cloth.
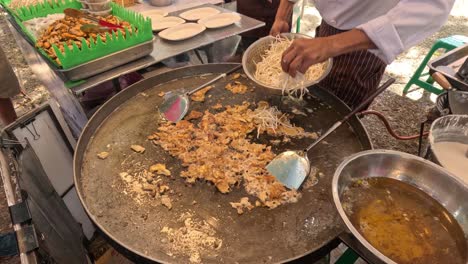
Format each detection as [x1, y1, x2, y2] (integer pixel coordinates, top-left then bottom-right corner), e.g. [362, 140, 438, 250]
[310, 0, 455, 64]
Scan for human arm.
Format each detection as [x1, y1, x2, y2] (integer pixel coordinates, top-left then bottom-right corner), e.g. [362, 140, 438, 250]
[282, 0, 454, 76]
[281, 29, 375, 76]
[357, 0, 455, 64]
[270, 0, 295, 35]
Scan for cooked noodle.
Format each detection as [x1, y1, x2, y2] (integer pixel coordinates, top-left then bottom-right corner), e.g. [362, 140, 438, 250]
[254, 36, 327, 98]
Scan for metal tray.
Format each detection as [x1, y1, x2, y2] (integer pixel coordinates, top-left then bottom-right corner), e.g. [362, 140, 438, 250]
[428, 43, 468, 91]
[57, 38, 155, 81]
[7, 15, 154, 81]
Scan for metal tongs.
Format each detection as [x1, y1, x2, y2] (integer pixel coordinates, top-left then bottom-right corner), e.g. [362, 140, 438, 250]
[267, 78, 396, 190]
[64, 8, 123, 32]
[80, 24, 113, 34]
[160, 64, 242, 122]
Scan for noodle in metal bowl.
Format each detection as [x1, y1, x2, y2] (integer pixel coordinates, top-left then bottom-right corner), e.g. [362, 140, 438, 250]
[242, 33, 333, 98]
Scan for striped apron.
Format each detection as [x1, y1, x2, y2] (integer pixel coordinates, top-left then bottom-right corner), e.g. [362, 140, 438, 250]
[315, 21, 387, 109]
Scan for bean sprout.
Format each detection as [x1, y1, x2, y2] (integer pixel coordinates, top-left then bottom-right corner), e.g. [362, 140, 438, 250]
[252, 105, 293, 138]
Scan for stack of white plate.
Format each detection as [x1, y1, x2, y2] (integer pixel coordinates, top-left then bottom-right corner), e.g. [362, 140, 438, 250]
[145, 6, 242, 41]
[198, 13, 241, 29]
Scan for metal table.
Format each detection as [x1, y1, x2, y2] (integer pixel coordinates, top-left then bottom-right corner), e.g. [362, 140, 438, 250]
[72, 4, 263, 94]
[128, 0, 224, 13]
[6, 3, 264, 137]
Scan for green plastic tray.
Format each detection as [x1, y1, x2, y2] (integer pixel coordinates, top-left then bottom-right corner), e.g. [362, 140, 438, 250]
[3, 0, 153, 69]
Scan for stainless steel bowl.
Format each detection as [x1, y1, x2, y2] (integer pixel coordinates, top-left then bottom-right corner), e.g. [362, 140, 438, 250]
[148, 0, 172, 7]
[332, 149, 468, 264]
[429, 115, 468, 182]
[242, 33, 333, 95]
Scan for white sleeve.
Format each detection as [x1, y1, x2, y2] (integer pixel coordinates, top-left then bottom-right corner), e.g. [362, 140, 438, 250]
[357, 0, 455, 64]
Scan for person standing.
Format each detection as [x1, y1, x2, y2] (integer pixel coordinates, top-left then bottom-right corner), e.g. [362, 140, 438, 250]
[272, 0, 454, 108]
[0, 46, 21, 126]
[236, 0, 288, 51]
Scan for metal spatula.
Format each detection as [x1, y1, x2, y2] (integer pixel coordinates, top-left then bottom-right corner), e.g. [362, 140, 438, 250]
[267, 78, 395, 190]
[160, 64, 242, 122]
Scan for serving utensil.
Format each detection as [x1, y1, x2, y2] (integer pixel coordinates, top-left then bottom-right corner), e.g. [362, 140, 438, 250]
[80, 24, 112, 33]
[267, 78, 395, 189]
[64, 8, 123, 30]
[432, 71, 452, 90]
[160, 64, 242, 122]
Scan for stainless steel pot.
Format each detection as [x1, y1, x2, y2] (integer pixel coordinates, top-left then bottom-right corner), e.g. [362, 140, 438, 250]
[148, 0, 172, 7]
[332, 149, 468, 264]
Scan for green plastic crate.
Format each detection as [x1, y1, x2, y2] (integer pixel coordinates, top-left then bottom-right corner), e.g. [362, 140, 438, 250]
[4, 0, 153, 69]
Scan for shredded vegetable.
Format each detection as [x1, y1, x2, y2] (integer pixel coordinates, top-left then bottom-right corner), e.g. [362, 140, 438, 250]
[252, 103, 292, 138]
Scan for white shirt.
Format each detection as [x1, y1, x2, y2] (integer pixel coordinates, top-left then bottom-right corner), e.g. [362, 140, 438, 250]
[301, 0, 455, 64]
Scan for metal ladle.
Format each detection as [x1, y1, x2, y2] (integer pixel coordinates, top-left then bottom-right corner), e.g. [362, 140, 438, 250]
[267, 78, 396, 189]
[160, 64, 242, 122]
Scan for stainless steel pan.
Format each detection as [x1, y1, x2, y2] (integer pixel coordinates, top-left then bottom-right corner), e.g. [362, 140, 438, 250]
[74, 63, 372, 263]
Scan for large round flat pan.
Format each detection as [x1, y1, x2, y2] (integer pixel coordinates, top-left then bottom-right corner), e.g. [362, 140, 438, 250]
[74, 64, 372, 263]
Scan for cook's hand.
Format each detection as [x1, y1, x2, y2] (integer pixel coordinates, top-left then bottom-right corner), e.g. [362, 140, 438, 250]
[270, 19, 290, 36]
[281, 38, 334, 77]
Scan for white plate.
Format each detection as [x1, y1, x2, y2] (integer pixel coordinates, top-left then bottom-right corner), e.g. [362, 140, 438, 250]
[140, 9, 169, 20]
[179, 7, 220, 21]
[158, 23, 206, 41]
[198, 13, 241, 29]
[151, 16, 185, 31]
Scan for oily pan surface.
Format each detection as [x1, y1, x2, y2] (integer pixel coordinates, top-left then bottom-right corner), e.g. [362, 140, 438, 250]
[79, 71, 367, 263]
